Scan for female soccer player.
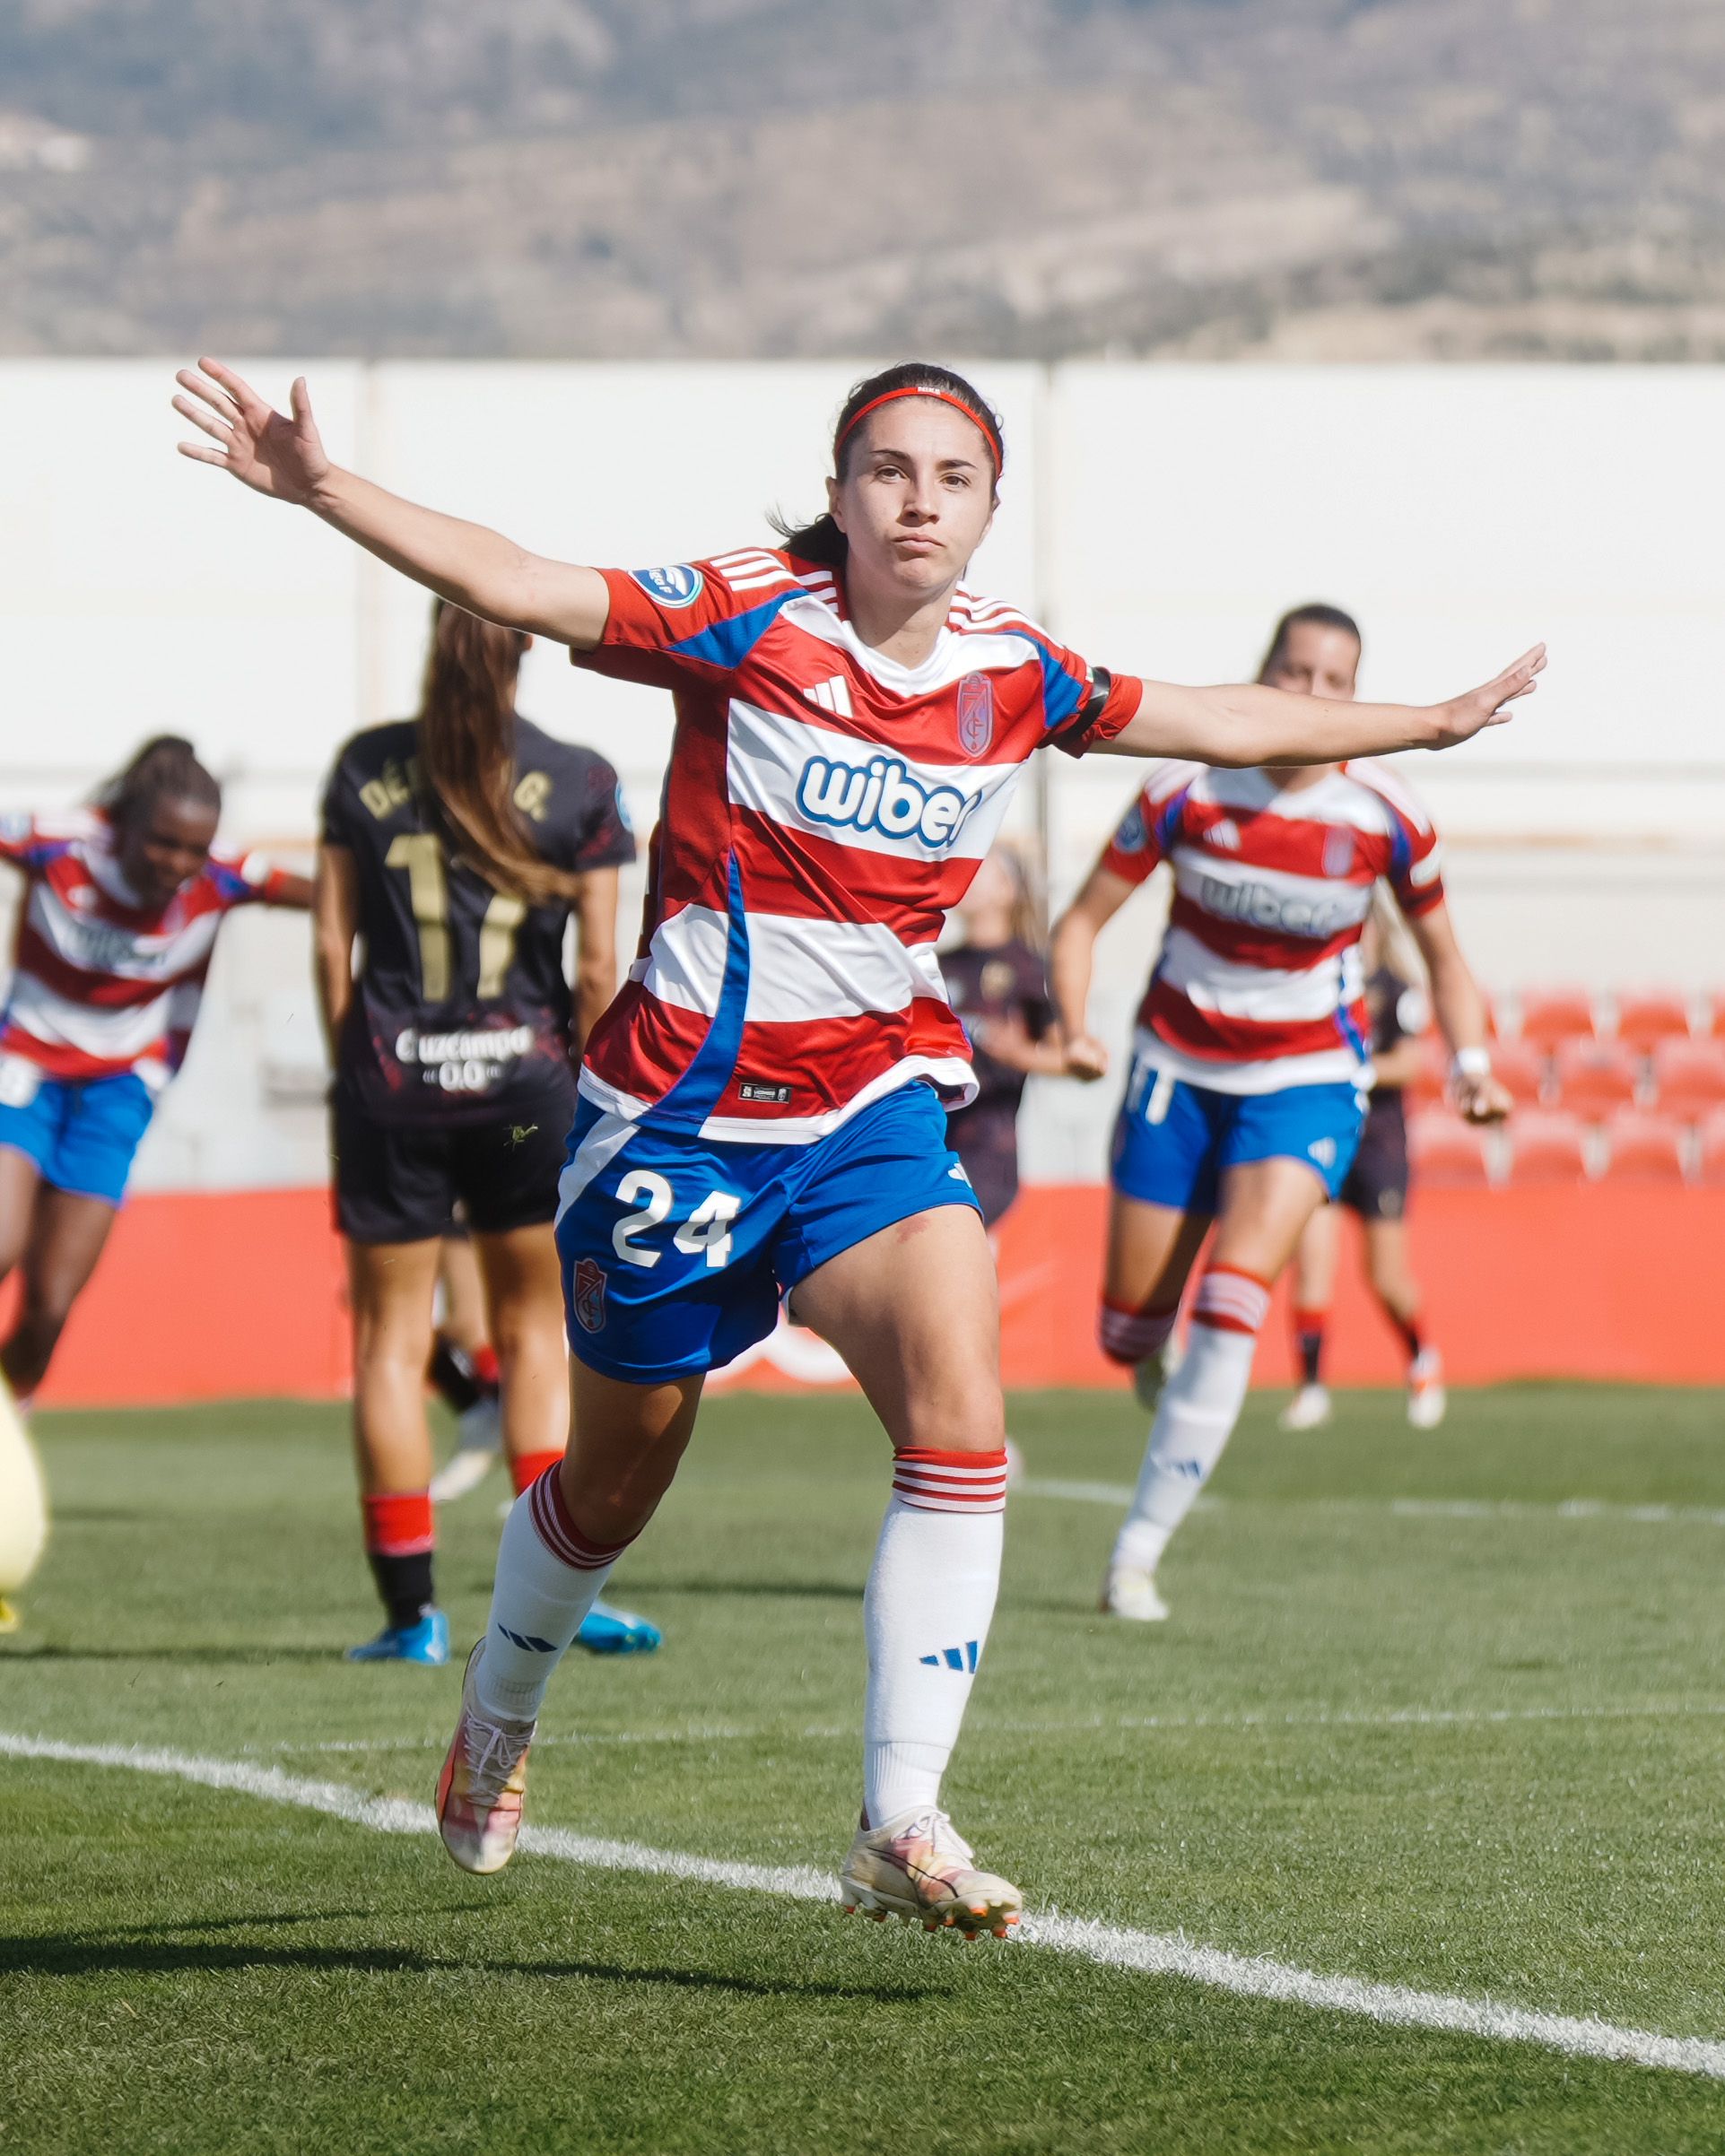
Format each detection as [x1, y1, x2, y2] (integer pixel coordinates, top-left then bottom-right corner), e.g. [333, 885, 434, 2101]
[0, 736, 310, 1412]
[943, 846, 1062, 1230]
[1281, 895, 1446, 1432]
[1050, 604, 1511, 1626]
[174, 355, 1540, 1936]
[315, 599, 657, 1664]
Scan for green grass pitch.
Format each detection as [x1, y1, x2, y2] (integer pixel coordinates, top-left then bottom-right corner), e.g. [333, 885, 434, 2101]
[4, 1383, 1725, 2154]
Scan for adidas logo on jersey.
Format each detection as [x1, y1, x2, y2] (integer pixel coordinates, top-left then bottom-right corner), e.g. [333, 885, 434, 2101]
[797, 755, 980, 849]
[806, 676, 853, 718]
[1205, 818, 1241, 851]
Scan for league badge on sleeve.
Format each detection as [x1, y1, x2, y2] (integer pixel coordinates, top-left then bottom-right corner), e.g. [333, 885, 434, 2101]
[956, 673, 995, 756]
[631, 564, 705, 607]
[1113, 802, 1149, 854]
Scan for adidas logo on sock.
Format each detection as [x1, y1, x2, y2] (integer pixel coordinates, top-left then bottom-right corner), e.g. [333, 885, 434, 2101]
[496, 1623, 559, 1653]
[919, 1639, 980, 1672]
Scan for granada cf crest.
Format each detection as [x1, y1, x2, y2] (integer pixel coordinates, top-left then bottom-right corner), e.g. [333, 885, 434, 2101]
[572, 1257, 607, 1334]
[1322, 827, 1356, 878]
[956, 673, 995, 755]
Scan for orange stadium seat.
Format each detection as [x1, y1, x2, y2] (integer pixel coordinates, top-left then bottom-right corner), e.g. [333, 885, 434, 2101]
[1698, 1109, 1725, 1187]
[1407, 1108, 1492, 1188]
[1503, 1110, 1591, 1187]
[1489, 1039, 1548, 1107]
[1613, 987, 1694, 1052]
[1516, 986, 1597, 1048]
[1550, 1039, 1640, 1118]
[1599, 1111, 1689, 1187]
[1650, 1038, 1725, 1124]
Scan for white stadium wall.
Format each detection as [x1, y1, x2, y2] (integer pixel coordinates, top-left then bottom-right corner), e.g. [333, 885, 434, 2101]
[1, 360, 1720, 1194]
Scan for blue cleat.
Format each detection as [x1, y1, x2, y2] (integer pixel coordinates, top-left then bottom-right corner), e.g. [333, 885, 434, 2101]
[345, 1609, 451, 1665]
[574, 1600, 662, 1656]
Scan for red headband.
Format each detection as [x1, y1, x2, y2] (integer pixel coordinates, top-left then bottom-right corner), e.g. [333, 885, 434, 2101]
[834, 386, 1004, 475]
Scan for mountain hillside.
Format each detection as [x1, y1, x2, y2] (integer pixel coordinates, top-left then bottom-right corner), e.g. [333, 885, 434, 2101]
[4, 0, 1724, 359]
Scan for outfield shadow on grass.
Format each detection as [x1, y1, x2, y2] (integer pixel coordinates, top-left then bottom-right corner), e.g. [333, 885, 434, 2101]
[0, 1926, 937, 2002]
[0, 1644, 354, 1664]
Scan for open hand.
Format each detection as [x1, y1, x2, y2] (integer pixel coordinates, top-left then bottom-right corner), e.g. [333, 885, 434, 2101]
[172, 359, 331, 507]
[1432, 645, 1546, 748]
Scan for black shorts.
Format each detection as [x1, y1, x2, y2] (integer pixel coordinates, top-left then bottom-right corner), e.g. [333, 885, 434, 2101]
[332, 1084, 573, 1245]
[1338, 1105, 1409, 1221]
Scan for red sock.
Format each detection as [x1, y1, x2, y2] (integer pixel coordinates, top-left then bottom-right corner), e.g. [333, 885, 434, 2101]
[361, 1491, 435, 1630]
[471, 1343, 501, 1387]
[1292, 1305, 1328, 1387]
[510, 1448, 564, 1498]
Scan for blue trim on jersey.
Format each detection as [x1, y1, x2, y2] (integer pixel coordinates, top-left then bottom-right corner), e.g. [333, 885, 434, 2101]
[668, 591, 796, 672]
[207, 859, 254, 903]
[1385, 814, 1413, 884]
[1152, 786, 1192, 851]
[1033, 640, 1086, 730]
[655, 851, 752, 1128]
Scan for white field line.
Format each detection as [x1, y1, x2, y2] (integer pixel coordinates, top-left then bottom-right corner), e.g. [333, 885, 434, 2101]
[1016, 1479, 1725, 1528]
[6, 1729, 1725, 2084]
[260, 1698, 1725, 1756]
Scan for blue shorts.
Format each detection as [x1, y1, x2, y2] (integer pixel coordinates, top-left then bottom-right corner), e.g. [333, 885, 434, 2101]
[553, 1080, 982, 1385]
[1110, 1056, 1365, 1215]
[0, 1060, 156, 1207]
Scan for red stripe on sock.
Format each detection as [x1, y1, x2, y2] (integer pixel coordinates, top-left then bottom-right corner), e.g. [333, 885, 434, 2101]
[527, 1465, 634, 1572]
[362, 1491, 434, 1557]
[1293, 1308, 1328, 1335]
[510, 1448, 563, 1498]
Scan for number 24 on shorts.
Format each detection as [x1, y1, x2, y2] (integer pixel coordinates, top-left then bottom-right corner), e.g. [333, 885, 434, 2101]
[612, 1171, 742, 1270]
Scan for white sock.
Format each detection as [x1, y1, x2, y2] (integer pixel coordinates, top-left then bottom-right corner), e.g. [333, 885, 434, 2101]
[862, 1448, 1008, 1828]
[474, 1466, 630, 1722]
[1111, 1266, 1269, 1576]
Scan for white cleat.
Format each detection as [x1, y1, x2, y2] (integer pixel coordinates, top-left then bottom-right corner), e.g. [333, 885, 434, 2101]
[841, 1806, 1022, 1940]
[1407, 1349, 1447, 1430]
[1279, 1383, 1334, 1432]
[1132, 1334, 1180, 1416]
[435, 1641, 536, 1875]
[1100, 1565, 1169, 1622]
[431, 1397, 503, 1503]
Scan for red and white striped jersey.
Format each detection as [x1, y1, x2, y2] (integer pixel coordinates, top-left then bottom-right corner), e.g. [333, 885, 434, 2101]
[0, 809, 293, 1088]
[1101, 761, 1445, 1093]
[575, 546, 1138, 1142]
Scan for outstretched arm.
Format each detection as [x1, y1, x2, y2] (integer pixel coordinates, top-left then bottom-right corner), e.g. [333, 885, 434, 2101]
[173, 361, 610, 648]
[1102, 648, 1545, 767]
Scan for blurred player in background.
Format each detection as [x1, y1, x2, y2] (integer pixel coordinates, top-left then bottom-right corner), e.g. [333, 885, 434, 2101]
[177, 349, 1539, 1940]
[427, 1223, 506, 1502]
[0, 737, 309, 1422]
[315, 598, 658, 1665]
[942, 844, 1063, 1233]
[1051, 604, 1509, 1623]
[1281, 891, 1445, 1432]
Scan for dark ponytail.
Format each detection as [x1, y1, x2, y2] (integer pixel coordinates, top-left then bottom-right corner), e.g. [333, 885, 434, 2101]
[1258, 603, 1363, 683]
[770, 361, 1006, 568]
[415, 599, 583, 908]
[96, 735, 221, 830]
